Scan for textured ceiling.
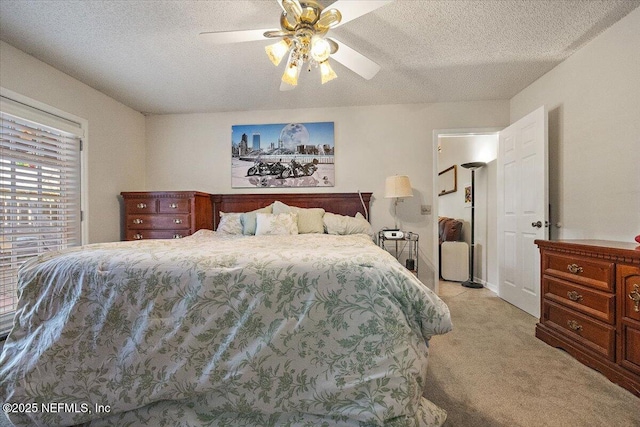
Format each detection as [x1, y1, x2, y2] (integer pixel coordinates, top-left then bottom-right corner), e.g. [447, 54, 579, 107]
[1, 0, 638, 115]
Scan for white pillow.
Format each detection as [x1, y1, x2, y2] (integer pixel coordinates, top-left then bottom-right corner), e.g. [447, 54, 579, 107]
[255, 212, 299, 236]
[323, 212, 373, 238]
[273, 201, 325, 234]
[217, 212, 243, 234]
[240, 204, 274, 235]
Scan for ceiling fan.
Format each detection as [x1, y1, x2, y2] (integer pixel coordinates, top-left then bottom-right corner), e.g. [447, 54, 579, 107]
[199, 0, 393, 91]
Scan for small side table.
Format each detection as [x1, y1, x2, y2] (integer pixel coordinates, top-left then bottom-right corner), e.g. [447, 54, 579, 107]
[377, 230, 419, 275]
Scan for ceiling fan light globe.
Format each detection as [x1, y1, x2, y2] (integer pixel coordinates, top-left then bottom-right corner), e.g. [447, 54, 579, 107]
[282, 59, 300, 86]
[319, 60, 337, 84]
[265, 39, 291, 66]
[281, 0, 303, 21]
[310, 36, 331, 62]
[316, 8, 342, 30]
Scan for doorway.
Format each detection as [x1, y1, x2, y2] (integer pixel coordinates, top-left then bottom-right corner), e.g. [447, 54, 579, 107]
[433, 107, 548, 318]
[432, 128, 499, 295]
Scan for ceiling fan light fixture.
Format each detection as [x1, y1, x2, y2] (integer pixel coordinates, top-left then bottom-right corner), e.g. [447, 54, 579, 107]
[319, 60, 337, 84]
[201, 0, 390, 91]
[310, 35, 331, 62]
[317, 8, 342, 30]
[265, 38, 292, 66]
[281, 0, 303, 21]
[282, 57, 301, 86]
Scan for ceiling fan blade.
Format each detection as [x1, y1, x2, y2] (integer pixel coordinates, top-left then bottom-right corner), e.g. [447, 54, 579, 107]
[199, 29, 275, 44]
[327, 0, 393, 28]
[328, 38, 380, 80]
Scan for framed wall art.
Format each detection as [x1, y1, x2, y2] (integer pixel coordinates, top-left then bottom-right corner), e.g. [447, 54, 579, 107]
[438, 165, 457, 196]
[231, 122, 335, 188]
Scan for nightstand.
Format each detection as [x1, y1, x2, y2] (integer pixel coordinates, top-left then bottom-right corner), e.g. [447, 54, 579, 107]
[377, 230, 419, 275]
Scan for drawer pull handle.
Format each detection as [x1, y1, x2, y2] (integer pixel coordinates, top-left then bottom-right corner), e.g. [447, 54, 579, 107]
[169, 203, 178, 209]
[136, 203, 147, 209]
[133, 218, 143, 224]
[567, 291, 583, 302]
[630, 284, 640, 312]
[133, 233, 143, 240]
[173, 234, 183, 239]
[567, 264, 583, 274]
[567, 320, 583, 332]
[173, 219, 183, 224]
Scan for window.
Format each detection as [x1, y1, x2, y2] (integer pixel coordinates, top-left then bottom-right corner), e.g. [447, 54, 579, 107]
[0, 96, 83, 337]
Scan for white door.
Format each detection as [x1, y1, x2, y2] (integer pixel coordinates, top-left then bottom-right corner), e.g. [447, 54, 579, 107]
[497, 106, 548, 318]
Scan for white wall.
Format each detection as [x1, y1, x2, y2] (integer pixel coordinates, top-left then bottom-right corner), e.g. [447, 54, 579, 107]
[510, 7, 640, 242]
[145, 101, 510, 288]
[0, 41, 147, 244]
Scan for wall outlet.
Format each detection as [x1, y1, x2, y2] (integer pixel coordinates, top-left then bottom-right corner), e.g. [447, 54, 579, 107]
[421, 205, 431, 215]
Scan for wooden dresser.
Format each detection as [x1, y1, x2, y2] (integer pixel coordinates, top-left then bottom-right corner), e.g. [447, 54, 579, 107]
[121, 191, 213, 241]
[535, 240, 640, 396]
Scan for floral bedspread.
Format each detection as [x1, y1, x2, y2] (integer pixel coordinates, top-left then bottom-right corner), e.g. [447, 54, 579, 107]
[0, 231, 452, 426]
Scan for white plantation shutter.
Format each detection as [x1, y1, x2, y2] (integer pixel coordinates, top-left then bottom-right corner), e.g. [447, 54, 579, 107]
[0, 96, 83, 337]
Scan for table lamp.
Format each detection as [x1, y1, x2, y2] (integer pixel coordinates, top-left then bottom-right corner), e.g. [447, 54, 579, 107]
[385, 175, 413, 230]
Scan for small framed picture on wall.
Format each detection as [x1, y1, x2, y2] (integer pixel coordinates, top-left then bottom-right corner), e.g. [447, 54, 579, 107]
[464, 184, 471, 205]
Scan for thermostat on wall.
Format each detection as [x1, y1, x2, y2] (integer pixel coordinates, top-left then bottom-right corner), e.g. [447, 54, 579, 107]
[383, 230, 404, 239]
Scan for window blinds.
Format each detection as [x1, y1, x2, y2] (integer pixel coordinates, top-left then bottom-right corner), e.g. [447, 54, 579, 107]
[0, 96, 83, 337]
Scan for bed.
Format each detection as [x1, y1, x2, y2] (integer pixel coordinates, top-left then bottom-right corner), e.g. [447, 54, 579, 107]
[0, 193, 452, 427]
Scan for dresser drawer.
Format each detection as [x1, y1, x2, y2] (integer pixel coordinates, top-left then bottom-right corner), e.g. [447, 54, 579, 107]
[620, 325, 640, 376]
[543, 301, 615, 361]
[543, 252, 615, 292]
[126, 229, 189, 240]
[126, 214, 191, 230]
[124, 198, 157, 214]
[159, 198, 190, 213]
[543, 276, 615, 324]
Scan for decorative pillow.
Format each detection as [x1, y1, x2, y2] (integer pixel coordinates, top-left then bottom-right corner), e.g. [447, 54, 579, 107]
[217, 212, 243, 234]
[272, 201, 325, 234]
[272, 201, 290, 214]
[348, 212, 374, 237]
[255, 212, 299, 236]
[323, 212, 373, 238]
[323, 212, 344, 235]
[240, 204, 273, 235]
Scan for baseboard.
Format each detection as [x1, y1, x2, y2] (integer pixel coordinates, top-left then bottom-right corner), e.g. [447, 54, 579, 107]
[483, 281, 498, 293]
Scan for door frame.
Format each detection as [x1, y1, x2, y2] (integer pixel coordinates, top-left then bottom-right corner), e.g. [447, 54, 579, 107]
[432, 127, 501, 294]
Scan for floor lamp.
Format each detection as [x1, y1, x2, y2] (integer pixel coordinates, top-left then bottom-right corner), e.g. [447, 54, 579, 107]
[460, 162, 486, 288]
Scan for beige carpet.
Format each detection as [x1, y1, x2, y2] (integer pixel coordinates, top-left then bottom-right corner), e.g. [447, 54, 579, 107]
[424, 281, 640, 427]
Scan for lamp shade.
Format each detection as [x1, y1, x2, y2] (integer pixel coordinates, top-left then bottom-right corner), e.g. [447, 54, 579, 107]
[385, 175, 413, 199]
[461, 161, 486, 170]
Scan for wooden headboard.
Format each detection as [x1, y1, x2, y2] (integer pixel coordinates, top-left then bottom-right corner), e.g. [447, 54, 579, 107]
[211, 192, 372, 230]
